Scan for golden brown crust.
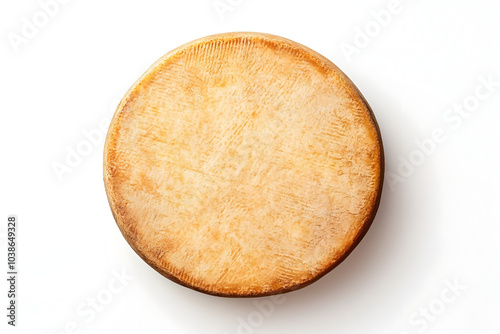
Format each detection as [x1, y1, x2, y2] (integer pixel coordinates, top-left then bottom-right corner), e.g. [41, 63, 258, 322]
[103, 32, 384, 297]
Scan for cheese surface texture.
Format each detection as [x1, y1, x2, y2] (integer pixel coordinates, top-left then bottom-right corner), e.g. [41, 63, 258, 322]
[104, 32, 383, 296]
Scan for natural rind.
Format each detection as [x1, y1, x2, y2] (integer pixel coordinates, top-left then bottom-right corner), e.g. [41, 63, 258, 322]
[104, 32, 384, 297]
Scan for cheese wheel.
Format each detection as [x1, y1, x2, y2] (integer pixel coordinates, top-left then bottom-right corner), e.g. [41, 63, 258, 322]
[104, 32, 384, 297]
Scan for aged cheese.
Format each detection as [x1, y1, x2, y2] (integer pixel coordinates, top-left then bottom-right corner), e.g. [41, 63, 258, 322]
[104, 32, 384, 297]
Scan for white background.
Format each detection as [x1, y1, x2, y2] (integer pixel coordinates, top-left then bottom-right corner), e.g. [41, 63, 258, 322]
[1, 0, 499, 333]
